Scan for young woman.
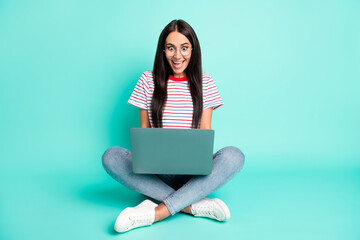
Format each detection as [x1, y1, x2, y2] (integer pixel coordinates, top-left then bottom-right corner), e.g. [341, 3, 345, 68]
[102, 19, 245, 233]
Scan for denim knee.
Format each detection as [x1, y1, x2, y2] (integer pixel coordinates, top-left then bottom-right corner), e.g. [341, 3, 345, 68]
[102, 146, 130, 173]
[219, 146, 245, 172]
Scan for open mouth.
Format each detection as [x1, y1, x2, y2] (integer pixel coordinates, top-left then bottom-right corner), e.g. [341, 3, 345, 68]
[171, 60, 185, 69]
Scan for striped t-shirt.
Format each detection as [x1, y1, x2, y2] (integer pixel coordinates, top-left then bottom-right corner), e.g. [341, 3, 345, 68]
[128, 71, 223, 129]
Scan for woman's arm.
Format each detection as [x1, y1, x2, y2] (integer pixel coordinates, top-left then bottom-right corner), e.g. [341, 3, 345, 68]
[139, 109, 151, 128]
[140, 108, 213, 129]
[200, 108, 213, 129]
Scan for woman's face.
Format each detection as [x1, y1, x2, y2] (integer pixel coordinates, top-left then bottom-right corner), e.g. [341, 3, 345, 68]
[164, 31, 192, 78]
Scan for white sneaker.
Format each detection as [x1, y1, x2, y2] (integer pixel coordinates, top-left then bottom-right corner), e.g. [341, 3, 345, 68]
[191, 198, 231, 221]
[114, 199, 158, 233]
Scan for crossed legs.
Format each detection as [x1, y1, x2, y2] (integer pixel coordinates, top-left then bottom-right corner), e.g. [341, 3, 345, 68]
[102, 146, 244, 230]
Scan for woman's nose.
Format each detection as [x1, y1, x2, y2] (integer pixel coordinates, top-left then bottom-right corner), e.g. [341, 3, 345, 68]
[174, 49, 182, 58]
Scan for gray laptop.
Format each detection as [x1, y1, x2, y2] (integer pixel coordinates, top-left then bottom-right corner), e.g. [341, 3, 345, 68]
[130, 128, 214, 175]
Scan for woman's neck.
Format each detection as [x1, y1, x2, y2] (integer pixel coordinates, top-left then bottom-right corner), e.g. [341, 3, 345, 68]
[172, 73, 186, 78]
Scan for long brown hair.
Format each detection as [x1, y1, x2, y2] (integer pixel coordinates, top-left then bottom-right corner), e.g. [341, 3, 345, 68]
[151, 19, 203, 128]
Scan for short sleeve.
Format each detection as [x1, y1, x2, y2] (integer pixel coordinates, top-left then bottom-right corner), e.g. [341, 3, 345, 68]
[203, 75, 224, 110]
[127, 73, 148, 110]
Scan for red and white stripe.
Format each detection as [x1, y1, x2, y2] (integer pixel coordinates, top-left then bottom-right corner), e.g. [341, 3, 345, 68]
[128, 71, 223, 129]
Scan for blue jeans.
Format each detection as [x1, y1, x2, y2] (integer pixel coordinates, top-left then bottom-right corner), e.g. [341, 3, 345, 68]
[102, 146, 245, 215]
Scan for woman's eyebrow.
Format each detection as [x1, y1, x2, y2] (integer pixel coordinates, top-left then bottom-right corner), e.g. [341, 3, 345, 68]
[165, 43, 190, 46]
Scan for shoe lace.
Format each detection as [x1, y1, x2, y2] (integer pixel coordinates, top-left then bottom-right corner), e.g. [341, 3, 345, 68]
[129, 212, 152, 224]
[196, 204, 217, 218]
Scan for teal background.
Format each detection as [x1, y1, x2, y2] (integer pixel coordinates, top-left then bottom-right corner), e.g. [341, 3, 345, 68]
[1, 0, 359, 239]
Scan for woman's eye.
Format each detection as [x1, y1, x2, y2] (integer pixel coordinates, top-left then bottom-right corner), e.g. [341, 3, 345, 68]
[168, 47, 175, 51]
[182, 47, 188, 50]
